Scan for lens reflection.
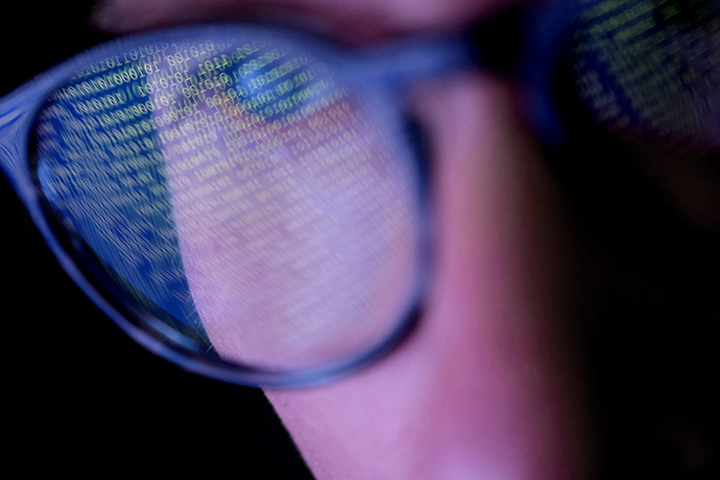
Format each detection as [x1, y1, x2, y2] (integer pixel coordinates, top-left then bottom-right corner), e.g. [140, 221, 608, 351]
[32, 31, 422, 372]
[571, 0, 720, 148]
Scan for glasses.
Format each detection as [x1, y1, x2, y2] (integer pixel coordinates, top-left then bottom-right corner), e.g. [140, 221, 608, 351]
[1, 23, 474, 387]
[2, 1, 718, 387]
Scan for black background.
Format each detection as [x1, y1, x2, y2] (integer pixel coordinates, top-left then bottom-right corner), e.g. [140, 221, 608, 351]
[2, 1, 313, 477]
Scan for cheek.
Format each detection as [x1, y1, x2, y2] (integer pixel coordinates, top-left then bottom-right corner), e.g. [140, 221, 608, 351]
[265, 75, 589, 480]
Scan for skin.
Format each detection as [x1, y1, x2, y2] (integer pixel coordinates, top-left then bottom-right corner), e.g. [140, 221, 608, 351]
[90, 0, 717, 478]
[259, 75, 591, 479]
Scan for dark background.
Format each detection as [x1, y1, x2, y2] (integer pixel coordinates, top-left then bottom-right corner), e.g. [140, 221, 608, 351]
[2, 2, 313, 477]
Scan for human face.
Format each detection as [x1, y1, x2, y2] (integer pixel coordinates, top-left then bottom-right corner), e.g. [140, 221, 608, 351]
[7, 0, 719, 478]
[86, 1, 592, 478]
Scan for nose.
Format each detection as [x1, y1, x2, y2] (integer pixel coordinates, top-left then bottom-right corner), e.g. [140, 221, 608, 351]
[264, 74, 591, 480]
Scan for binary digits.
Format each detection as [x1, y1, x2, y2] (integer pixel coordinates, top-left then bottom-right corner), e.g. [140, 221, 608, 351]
[571, 0, 720, 148]
[33, 33, 420, 367]
[34, 45, 204, 338]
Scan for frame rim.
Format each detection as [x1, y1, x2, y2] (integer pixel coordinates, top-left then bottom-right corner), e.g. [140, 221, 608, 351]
[1, 23, 434, 387]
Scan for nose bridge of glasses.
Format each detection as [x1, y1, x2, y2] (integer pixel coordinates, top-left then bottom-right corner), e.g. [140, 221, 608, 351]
[340, 34, 477, 94]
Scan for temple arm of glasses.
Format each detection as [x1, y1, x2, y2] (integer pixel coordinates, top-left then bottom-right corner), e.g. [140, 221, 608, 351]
[0, 87, 40, 189]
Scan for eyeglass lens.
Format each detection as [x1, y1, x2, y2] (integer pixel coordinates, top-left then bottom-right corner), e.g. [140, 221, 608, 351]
[31, 32, 424, 372]
[570, 0, 719, 149]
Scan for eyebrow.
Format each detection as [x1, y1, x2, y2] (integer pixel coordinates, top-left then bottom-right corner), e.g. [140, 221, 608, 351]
[92, 0, 263, 34]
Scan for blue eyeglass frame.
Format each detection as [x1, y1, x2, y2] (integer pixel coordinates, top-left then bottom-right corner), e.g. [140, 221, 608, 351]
[0, 22, 489, 387]
[0, 0, 590, 387]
